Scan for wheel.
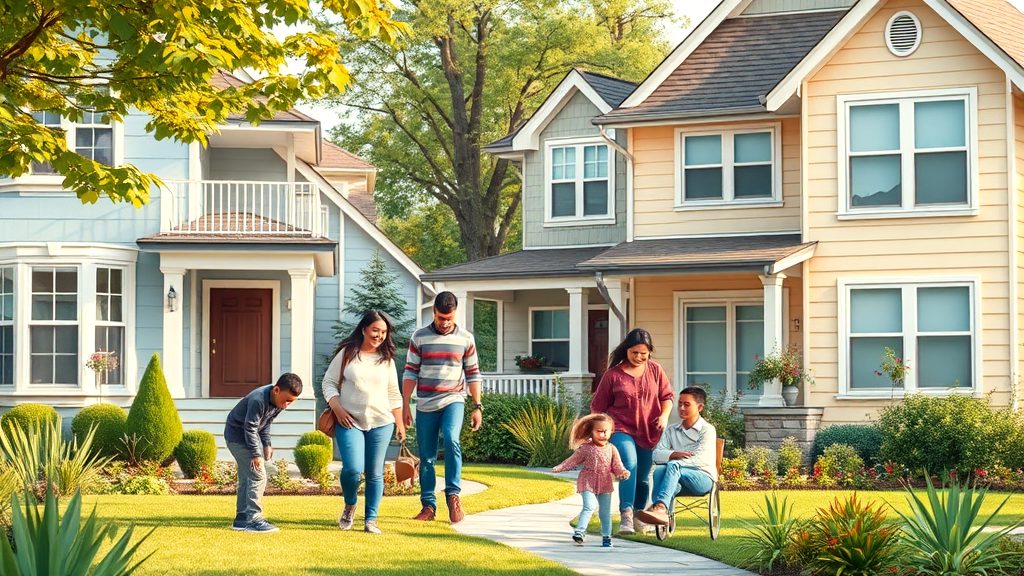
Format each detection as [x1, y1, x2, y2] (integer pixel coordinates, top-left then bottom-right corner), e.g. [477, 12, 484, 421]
[655, 523, 668, 541]
[708, 484, 721, 540]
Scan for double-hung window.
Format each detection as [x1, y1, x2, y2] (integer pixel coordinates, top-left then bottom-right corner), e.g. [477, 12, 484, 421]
[677, 126, 780, 207]
[546, 139, 613, 223]
[530, 308, 569, 370]
[95, 267, 125, 385]
[0, 267, 13, 386]
[30, 111, 63, 175]
[843, 280, 975, 394]
[680, 297, 766, 402]
[30, 268, 79, 386]
[839, 89, 974, 215]
[75, 110, 114, 166]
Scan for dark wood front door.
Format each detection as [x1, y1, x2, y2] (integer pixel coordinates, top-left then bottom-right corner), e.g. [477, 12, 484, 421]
[588, 309, 609, 391]
[210, 288, 272, 398]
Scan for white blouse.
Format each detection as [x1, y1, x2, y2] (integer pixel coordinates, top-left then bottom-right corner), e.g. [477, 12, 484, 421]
[321, 350, 401, 431]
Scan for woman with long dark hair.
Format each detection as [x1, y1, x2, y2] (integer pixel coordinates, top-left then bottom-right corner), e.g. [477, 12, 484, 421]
[321, 310, 405, 534]
[589, 328, 674, 535]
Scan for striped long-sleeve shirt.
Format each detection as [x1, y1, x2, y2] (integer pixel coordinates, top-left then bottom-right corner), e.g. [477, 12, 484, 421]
[403, 323, 481, 412]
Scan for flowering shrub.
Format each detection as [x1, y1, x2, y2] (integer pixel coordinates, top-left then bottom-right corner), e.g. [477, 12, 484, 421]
[85, 350, 119, 374]
[514, 353, 546, 371]
[748, 345, 812, 389]
[874, 346, 908, 387]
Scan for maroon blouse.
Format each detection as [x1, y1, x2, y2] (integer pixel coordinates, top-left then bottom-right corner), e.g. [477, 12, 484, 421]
[590, 359, 674, 449]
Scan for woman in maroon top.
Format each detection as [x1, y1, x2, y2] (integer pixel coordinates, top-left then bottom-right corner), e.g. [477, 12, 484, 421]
[590, 328, 674, 535]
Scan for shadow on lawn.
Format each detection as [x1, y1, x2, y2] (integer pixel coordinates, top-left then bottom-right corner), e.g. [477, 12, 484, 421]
[181, 557, 561, 576]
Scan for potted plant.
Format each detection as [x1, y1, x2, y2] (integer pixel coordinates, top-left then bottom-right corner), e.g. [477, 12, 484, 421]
[748, 345, 813, 406]
[514, 353, 548, 374]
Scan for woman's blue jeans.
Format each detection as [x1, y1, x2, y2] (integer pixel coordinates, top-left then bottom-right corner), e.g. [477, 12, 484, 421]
[610, 431, 653, 512]
[576, 491, 613, 537]
[335, 422, 395, 522]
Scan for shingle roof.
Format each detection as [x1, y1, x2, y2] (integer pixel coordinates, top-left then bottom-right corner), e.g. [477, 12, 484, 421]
[210, 70, 318, 123]
[947, 0, 1024, 70]
[421, 246, 611, 280]
[319, 141, 374, 170]
[577, 235, 815, 273]
[595, 11, 846, 124]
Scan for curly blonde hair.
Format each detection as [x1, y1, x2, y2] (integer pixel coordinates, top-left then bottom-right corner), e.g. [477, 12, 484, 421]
[568, 413, 615, 449]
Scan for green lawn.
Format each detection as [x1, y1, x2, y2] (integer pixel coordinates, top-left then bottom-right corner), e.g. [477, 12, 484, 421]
[85, 464, 576, 576]
[621, 489, 1024, 567]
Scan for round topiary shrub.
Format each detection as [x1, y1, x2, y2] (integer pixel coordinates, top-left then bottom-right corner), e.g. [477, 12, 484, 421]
[124, 353, 183, 463]
[294, 445, 331, 480]
[71, 403, 127, 458]
[174, 430, 217, 479]
[0, 403, 59, 434]
[813, 424, 884, 465]
[297, 431, 332, 448]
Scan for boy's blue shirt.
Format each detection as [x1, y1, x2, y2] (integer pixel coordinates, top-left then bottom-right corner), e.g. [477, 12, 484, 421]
[224, 385, 282, 459]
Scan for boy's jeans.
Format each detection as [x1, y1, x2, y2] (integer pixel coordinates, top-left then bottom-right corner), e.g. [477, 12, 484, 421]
[652, 460, 714, 507]
[416, 402, 464, 508]
[610, 431, 654, 512]
[335, 423, 395, 522]
[227, 442, 267, 522]
[576, 491, 612, 537]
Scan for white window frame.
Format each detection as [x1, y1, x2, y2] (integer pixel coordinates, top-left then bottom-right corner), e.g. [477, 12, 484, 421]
[674, 290, 786, 405]
[543, 136, 615, 226]
[836, 87, 978, 219]
[0, 266, 13, 387]
[94, 266, 127, 387]
[674, 123, 783, 210]
[836, 277, 981, 398]
[528, 306, 570, 370]
[28, 266, 80, 387]
[0, 244, 137, 396]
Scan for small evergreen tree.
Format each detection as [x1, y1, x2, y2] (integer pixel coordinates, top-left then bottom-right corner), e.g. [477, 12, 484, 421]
[125, 354, 183, 463]
[332, 249, 416, 354]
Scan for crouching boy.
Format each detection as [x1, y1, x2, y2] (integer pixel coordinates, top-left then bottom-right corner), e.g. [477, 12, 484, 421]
[224, 373, 303, 533]
[635, 386, 717, 526]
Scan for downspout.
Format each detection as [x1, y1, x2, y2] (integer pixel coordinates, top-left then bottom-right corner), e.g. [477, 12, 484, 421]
[594, 272, 626, 340]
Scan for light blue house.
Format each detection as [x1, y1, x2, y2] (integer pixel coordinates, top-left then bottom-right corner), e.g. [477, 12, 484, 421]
[0, 71, 428, 456]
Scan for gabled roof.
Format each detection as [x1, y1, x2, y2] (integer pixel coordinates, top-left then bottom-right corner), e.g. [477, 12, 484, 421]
[484, 69, 637, 153]
[318, 141, 374, 171]
[596, 10, 846, 125]
[946, 0, 1024, 69]
[210, 70, 318, 123]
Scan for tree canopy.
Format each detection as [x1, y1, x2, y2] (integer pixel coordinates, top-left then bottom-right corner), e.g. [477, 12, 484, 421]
[0, 0, 407, 205]
[329, 0, 678, 262]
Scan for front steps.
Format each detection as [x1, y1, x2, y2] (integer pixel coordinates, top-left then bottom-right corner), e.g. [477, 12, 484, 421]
[174, 397, 317, 461]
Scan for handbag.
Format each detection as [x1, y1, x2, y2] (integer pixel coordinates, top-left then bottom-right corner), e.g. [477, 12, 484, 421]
[394, 441, 420, 486]
[317, 351, 352, 436]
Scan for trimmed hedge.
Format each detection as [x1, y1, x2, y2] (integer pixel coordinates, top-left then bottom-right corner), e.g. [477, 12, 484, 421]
[124, 354, 183, 463]
[813, 424, 884, 465]
[459, 393, 559, 465]
[0, 403, 59, 433]
[174, 430, 217, 479]
[71, 403, 127, 458]
[297, 431, 332, 448]
[294, 445, 332, 480]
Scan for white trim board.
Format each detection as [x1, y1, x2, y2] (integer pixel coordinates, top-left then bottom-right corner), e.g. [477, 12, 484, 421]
[511, 70, 614, 152]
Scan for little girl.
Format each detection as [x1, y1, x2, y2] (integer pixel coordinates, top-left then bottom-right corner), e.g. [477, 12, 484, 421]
[552, 413, 629, 547]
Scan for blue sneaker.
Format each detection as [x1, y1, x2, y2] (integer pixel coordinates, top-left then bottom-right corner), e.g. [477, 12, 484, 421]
[231, 519, 248, 531]
[244, 520, 279, 533]
[601, 536, 612, 548]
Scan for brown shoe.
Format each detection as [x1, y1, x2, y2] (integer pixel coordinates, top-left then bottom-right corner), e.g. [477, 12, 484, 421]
[635, 502, 670, 526]
[413, 504, 436, 521]
[446, 494, 465, 524]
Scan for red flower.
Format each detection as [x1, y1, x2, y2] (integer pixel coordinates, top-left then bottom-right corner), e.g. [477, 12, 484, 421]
[976, 469, 988, 478]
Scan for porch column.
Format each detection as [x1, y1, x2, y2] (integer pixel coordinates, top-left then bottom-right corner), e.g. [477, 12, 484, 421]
[604, 278, 626, 343]
[450, 289, 470, 329]
[758, 273, 786, 407]
[289, 269, 315, 398]
[161, 268, 186, 398]
[566, 288, 587, 374]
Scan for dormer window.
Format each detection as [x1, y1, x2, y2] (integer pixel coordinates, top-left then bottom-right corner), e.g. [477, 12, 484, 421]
[544, 138, 614, 225]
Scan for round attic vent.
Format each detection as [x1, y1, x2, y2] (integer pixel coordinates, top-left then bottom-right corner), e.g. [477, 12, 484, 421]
[886, 11, 922, 57]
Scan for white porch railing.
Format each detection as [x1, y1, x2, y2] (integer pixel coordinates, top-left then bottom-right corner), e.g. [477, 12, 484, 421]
[162, 180, 324, 237]
[481, 373, 561, 401]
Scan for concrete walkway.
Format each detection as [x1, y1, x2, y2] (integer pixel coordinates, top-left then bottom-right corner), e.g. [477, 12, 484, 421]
[454, 470, 754, 576]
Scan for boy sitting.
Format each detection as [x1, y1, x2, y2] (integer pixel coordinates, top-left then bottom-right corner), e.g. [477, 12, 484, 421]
[224, 373, 303, 533]
[635, 386, 717, 526]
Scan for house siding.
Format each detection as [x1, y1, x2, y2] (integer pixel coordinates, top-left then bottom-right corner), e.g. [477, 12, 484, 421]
[208, 148, 288, 181]
[500, 288, 603, 372]
[803, 0, 1012, 422]
[631, 117, 803, 238]
[742, 0, 854, 15]
[1015, 92, 1024, 402]
[522, 91, 626, 248]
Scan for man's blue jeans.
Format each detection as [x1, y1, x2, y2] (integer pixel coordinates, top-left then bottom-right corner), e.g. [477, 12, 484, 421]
[416, 402, 464, 508]
[335, 422, 395, 522]
[610, 431, 653, 512]
[652, 460, 714, 508]
[576, 491, 613, 537]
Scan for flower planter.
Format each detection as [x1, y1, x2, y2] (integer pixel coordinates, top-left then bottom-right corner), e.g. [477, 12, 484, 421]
[782, 386, 799, 407]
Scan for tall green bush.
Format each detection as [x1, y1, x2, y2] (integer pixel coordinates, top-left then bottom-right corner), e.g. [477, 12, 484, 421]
[813, 424, 883, 465]
[877, 394, 1016, 475]
[460, 394, 558, 464]
[502, 402, 574, 467]
[0, 404, 58, 434]
[174, 430, 217, 479]
[71, 404, 127, 459]
[124, 354, 183, 463]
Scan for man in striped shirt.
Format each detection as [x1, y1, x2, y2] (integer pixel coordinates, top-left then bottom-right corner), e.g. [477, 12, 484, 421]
[402, 291, 482, 523]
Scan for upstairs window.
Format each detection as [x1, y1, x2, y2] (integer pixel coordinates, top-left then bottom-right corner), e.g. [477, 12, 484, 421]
[30, 111, 63, 175]
[677, 127, 779, 207]
[545, 139, 613, 223]
[840, 89, 974, 215]
[75, 110, 113, 166]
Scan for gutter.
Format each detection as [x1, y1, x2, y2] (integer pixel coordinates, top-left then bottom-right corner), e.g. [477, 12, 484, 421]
[594, 272, 626, 340]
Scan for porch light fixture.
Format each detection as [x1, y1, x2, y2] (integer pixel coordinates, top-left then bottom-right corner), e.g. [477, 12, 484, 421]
[167, 286, 177, 312]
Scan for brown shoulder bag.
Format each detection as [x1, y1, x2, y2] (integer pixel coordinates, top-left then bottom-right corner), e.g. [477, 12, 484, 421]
[317, 351, 351, 436]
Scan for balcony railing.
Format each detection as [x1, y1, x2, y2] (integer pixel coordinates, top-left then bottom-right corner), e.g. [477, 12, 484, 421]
[162, 180, 325, 237]
[481, 373, 562, 401]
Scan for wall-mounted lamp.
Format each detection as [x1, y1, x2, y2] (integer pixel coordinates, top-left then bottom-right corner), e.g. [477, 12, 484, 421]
[167, 286, 177, 312]
[793, 318, 801, 331]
